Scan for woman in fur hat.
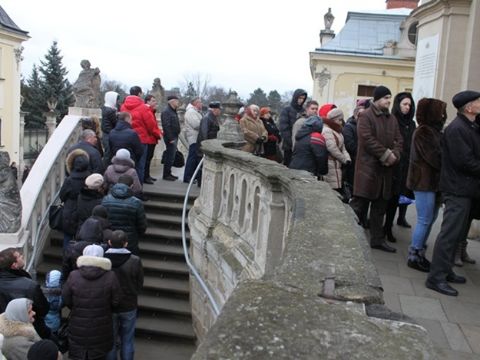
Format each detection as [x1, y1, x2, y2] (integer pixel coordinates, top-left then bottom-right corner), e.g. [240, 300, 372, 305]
[60, 149, 91, 249]
[239, 105, 268, 154]
[0, 298, 40, 360]
[406, 97, 446, 272]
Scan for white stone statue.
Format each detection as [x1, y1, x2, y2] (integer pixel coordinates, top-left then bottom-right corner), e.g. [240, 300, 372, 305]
[324, 8, 334, 31]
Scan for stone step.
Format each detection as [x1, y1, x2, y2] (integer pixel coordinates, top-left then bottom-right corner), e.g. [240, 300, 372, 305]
[146, 213, 184, 227]
[138, 293, 191, 316]
[136, 314, 195, 340]
[143, 276, 189, 295]
[140, 241, 185, 257]
[142, 258, 189, 275]
[135, 337, 195, 360]
[144, 227, 189, 243]
[144, 199, 192, 214]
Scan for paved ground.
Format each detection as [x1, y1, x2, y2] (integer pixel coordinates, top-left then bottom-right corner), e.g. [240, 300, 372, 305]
[371, 207, 480, 359]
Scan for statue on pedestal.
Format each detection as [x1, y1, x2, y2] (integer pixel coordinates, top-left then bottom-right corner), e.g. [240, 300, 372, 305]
[324, 8, 335, 31]
[73, 60, 101, 108]
[0, 152, 21, 232]
[150, 78, 166, 109]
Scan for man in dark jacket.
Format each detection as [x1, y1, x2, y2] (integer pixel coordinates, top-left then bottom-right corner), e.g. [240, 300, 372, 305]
[350, 86, 402, 253]
[0, 248, 50, 339]
[109, 112, 144, 166]
[101, 91, 119, 166]
[105, 230, 143, 360]
[102, 174, 147, 255]
[279, 89, 307, 166]
[161, 95, 181, 181]
[426, 90, 480, 297]
[67, 129, 104, 174]
[62, 244, 121, 360]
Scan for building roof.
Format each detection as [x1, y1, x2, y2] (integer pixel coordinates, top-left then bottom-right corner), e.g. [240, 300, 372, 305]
[315, 9, 411, 57]
[0, 5, 28, 36]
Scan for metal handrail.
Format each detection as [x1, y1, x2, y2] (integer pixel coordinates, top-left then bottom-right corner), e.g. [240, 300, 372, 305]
[181, 156, 220, 316]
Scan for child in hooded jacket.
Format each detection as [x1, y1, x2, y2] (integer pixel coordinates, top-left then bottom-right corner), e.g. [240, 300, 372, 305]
[42, 270, 63, 332]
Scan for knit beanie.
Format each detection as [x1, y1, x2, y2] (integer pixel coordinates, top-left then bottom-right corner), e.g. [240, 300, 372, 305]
[92, 204, 108, 219]
[373, 86, 392, 101]
[318, 104, 337, 119]
[83, 244, 104, 257]
[85, 173, 104, 190]
[116, 148, 131, 160]
[327, 108, 344, 120]
[27, 340, 59, 360]
[45, 270, 61, 288]
[259, 107, 271, 117]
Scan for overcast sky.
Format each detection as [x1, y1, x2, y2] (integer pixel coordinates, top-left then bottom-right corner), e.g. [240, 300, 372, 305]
[4, 0, 391, 99]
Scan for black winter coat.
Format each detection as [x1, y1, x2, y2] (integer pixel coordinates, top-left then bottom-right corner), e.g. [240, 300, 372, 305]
[196, 110, 220, 156]
[289, 124, 328, 176]
[343, 116, 358, 185]
[60, 170, 90, 236]
[104, 249, 144, 312]
[101, 106, 117, 134]
[76, 188, 103, 228]
[0, 269, 50, 339]
[161, 104, 181, 143]
[261, 117, 282, 157]
[68, 141, 104, 175]
[279, 89, 307, 152]
[102, 184, 147, 252]
[62, 256, 121, 360]
[440, 113, 480, 197]
[109, 120, 144, 164]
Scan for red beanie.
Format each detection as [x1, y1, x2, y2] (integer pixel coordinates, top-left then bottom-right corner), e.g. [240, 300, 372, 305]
[259, 107, 271, 117]
[318, 103, 337, 119]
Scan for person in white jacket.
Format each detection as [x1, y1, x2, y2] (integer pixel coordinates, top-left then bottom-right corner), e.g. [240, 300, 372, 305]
[323, 108, 351, 198]
[183, 97, 203, 183]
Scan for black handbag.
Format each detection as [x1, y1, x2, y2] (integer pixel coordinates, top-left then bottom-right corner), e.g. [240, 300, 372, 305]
[55, 319, 69, 353]
[173, 150, 185, 168]
[48, 204, 63, 231]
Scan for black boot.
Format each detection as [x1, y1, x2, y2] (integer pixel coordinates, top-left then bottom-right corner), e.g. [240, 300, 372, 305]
[384, 226, 396, 243]
[407, 247, 430, 273]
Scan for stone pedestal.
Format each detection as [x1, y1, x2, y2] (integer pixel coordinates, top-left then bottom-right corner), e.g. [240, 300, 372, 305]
[217, 92, 244, 143]
[320, 29, 335, 46]
[68, 107, 102, 118]
[44, 111, 57, 139]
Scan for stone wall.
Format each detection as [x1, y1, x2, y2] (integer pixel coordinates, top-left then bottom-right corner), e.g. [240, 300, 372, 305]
[189, 140, 436, 358]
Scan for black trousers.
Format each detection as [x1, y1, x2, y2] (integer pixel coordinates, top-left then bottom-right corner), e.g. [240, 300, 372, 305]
[144, 143, 156, 179]
[351, 196, 387, 246]
[428, 194, 472, 283]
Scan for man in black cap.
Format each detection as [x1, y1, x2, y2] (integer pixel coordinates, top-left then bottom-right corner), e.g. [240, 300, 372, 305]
[195, 101, 222, 186]
[350, 85, 403, 253]
[426, 90, 480, 296]
[161, 95, 181, 181]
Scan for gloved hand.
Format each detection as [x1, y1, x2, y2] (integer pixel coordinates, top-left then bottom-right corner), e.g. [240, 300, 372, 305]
[256, 136, 265, 144]
[268, 134, 278, 142]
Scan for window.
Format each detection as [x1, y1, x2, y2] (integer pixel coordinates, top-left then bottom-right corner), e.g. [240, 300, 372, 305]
[357, 85, 376, 97]
[408, 22, 418, 45]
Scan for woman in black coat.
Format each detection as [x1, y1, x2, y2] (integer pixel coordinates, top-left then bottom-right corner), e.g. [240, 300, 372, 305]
[384, 92, 416, 242]
[259, 107, 282, 162]
[60, 149, 91, 249]
[62, 245, 121, 360]
[76, 173, 105, 229]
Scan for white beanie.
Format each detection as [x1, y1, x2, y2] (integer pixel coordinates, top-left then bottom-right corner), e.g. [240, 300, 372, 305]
[85, 173, 104, 190]
[116, 148, 131, 160]
[83, 244, 104, 257]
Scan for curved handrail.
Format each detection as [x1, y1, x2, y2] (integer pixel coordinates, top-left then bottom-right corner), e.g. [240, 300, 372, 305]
[181, 156, 220, 316]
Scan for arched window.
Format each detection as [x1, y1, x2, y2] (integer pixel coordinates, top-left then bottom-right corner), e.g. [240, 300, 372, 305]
[408, 22, 418, 45]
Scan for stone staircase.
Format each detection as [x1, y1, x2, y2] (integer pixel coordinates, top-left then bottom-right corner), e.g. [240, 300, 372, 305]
[36, 182, 198, 359]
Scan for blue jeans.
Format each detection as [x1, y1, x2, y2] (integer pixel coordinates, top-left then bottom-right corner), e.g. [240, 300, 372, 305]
[410, 191, 439, 250]
[183, 143, 199, 183]
[163, 138, 177, 178]
[106, 309, 137, 360]
[135, 144, 148, 183]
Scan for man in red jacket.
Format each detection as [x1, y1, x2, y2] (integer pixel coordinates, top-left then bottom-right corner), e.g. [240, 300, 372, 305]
[121, 86, 161, 184]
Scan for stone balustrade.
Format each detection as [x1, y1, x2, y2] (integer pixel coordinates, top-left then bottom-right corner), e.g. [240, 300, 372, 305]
[189, 139, 436, 358]
[13, 114, 83, 270]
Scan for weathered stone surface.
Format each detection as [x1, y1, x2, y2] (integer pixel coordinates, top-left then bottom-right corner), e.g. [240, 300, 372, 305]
[72, 59, 101, 108]
[189, 140, 436, 357]
[192, 281, 437, 359]
[0, 152, 21, 232]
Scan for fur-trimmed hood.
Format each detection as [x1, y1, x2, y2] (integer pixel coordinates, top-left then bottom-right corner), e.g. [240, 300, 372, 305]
[77, 255, 111, 271]
[66, 148, 90, 174]
[0, 314, 38, 340]
[416, 98, 447, 128]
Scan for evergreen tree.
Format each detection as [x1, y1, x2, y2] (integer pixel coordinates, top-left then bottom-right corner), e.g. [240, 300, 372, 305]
[247, 88, 268, 107]
[21, 65, 47, 128]
[267, 90, 282, 115]
[38, 41, 74, 123]
[182, 81, 197, 104]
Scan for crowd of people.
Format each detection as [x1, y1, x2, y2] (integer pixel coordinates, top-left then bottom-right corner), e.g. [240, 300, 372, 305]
[1, 84, 479, 358]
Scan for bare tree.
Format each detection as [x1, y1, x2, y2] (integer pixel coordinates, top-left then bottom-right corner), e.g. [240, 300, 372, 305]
[179, 72, 211, 101]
